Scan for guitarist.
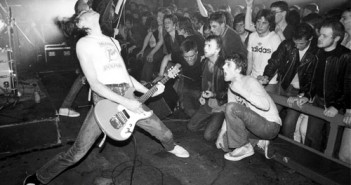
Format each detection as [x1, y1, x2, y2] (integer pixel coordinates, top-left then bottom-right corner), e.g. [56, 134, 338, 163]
[24, 9, 189, 185]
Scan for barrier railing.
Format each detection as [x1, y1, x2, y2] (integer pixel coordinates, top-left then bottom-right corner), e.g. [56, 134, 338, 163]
[269, 93, 350, 168]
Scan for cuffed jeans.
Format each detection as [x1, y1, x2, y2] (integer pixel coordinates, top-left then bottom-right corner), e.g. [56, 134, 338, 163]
[224, 103, 280, 149]
[187, 103, 225, 141]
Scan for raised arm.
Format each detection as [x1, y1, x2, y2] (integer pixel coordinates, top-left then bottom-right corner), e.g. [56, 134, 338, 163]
[196, 0, 208, 17]
[245, 0, 256, 32]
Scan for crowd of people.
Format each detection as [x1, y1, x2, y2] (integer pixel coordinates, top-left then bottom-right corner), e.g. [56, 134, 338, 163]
[24, 0, 350, 184]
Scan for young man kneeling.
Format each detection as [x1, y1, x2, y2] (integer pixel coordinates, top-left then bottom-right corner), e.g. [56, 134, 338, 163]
[216, 53, 281, 161]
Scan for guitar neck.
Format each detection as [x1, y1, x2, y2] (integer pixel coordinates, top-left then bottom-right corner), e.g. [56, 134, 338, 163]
[138, 76, 170, 103]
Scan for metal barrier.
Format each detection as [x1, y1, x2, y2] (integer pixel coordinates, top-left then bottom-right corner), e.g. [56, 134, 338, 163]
[269, 93, 350, 168]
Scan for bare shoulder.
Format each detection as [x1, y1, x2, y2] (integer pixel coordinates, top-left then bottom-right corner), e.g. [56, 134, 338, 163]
[243, 76, 262, 88]
[76, 37, 100, 52]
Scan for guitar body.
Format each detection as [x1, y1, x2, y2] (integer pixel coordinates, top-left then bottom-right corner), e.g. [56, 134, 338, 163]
[94, 87, 153, 141]
[93, 64, 180, 141]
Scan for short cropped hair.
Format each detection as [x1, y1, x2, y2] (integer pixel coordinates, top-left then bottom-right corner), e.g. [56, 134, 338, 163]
[225, 53, 247, 75]
[270, 1, 289, 12]
[164, 14, 178, 25]
[180, 39, 198, 54]
[234, 13, 245, 25]
[292, 23, 314, 40]
[209, 11, 226, 25]
[255, 9, 276, 31]
[320, 20, 345, 43]
[178, 16, 196, 35]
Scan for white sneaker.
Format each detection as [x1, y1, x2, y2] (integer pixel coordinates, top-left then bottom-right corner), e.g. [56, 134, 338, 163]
[224, 143, 254, 161]
[257, 140, 271, 159]
[58, 108, 80, 117]
[168, 145, 190, 158]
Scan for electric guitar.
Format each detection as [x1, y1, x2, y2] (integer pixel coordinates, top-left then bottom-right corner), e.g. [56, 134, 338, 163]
[94, 64, 181, 141]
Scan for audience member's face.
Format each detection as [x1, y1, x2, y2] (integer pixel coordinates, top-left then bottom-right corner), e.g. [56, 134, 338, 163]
[183, 50, 198, 66]
[203, 28, 212, 38]
[125, 20, 132, 29]
[204, 39, 220, 58]
[177, 27, 185, 36]
[255, 17, 270, 36]
[192, 18, 202, 30]
[271, 7, 284, 24]
[234, 21, 245, 35]
[223, 60, 239, 81]
[164, 18, 175, 33]
[340, 11, 351, 32]
[210, 21, 224, 36]
[157, 12, 164, 26]
[318, 27, 336, 50]
[293, 37, 311, 51]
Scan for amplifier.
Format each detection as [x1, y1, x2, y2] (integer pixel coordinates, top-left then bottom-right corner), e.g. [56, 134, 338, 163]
[44, 44, 73, 63]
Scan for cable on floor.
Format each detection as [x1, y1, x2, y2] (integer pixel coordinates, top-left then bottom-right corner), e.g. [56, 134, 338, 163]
[111, 135, 164, 185]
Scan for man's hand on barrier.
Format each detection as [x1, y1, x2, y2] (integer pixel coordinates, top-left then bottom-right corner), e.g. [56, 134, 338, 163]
[343, 109, 351, 127]
[324, 106, 338, 118]
[287, 97, 297, 107]
[296, 97, 309, 109]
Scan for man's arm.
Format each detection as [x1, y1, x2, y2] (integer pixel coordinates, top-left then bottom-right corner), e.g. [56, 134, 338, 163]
[196, 0, 208, 17]
[245, 0, 256, 32]
[130, 76, 165, 97]
[137, 31, 153, 57]
[262, 40, 287, 81]
[147, 27, 164, 62]
[159, 54, 172, 76]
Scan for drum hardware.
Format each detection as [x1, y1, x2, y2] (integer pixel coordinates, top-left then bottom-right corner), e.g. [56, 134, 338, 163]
[0, 1, 20, 112]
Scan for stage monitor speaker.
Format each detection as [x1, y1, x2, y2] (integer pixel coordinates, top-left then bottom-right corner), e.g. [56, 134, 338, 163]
[44, 44, 75, 64]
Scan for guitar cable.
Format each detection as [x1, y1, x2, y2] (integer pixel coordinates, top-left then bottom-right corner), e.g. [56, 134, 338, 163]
[111, 135, 164, 185]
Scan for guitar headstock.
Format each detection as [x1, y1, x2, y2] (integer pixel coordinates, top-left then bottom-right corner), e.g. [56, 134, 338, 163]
[167, 63, 181, 79]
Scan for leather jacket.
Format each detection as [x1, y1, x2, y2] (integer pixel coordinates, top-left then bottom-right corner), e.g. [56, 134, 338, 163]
[263, 39, 318, 94]
[201, 57, 228, 105]
[309, 45, 351, 110]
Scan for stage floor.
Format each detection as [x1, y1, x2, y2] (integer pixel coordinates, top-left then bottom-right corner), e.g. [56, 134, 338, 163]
[0, 61, 319, 185]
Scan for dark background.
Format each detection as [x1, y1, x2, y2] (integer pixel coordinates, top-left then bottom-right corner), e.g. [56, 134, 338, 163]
[0, 0, 349, 73]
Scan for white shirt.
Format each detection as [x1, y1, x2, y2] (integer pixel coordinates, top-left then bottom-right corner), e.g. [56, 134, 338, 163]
[92, 37, 132, 85]
[248, 31, 281, 84]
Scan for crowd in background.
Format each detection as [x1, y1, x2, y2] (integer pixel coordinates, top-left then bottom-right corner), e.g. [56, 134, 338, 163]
[62, 0, 351, 164]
